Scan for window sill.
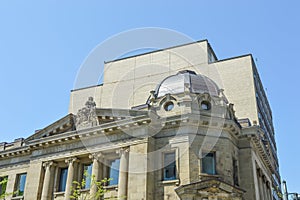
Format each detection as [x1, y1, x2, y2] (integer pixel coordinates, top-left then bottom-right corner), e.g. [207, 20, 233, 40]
[199, 173, 219, 176]
[161, 179, 180, 185]
[54, 191, 65, 197]
[104, 184, 118, 190]
[11, 196, 24, 200]
[199, 173, 221, 180]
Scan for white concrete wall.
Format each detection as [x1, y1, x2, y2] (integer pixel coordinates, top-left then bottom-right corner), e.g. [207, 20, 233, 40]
[69, 41, 259, 124]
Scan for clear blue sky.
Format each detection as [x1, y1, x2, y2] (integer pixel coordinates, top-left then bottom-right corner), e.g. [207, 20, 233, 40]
[0, 0, 299, 193]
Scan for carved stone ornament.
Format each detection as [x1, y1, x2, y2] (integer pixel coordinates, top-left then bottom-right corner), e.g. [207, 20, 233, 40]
[75, 97, 99, 130]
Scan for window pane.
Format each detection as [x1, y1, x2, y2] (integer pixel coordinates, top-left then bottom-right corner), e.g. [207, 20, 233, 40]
[202, 153, 215, 175]
[83, 164, 93, 189]
[163, 152, 176, 180]
[233, 159, 239, 186]
[17, 173, 27, 196]
[109, 159, 120, 185]
[58, 168, 68, 192]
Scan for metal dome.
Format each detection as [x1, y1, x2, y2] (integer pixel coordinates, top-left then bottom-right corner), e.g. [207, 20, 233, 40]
[154, 70, 220, 98]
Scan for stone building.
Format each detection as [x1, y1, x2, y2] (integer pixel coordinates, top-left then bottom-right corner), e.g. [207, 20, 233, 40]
[0, 40, 282, 200]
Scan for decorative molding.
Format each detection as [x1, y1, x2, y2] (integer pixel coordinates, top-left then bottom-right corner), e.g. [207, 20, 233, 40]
[65, 157, 78, 165]
[75, 97, 99, 130]
[89, 152, 104, 161]
[116, 147, 130, 156]
[42, 161, 56, 168]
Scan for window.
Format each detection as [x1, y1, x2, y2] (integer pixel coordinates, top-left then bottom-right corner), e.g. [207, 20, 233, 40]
[58, 168, 68, 192]
[15, 173, 27, 196]
[164, 101, 174, 111]
[202, 152, 216, 175]
[0, 176, 8, 196]
[163, 152, 176, 180]
[201, 101, 211, 110]
[82, 164, 93, 189]
[108, 159, 120, 186]
[233, 159, 239, 186]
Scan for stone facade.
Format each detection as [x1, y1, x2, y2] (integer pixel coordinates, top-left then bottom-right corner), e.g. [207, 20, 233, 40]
[0, 41, 281, 200]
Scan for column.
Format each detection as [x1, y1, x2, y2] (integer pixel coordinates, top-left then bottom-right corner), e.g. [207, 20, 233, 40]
[118, 147, 129, 200]
[89, 153, 103, 197]
[262, 175, 268, 200]
[5, 174, 17, 199]
[266, 181, 272, 200]
[41, 161, 56, 200]
[103, 159, 109, 179]
[64, 157, 78, 200]
[257, 169, 264, 200]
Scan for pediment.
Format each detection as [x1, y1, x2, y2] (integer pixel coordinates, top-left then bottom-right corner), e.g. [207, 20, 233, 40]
[25, 114, 75, 142]
[24, 107, 149, 142]
[175, 179, 245, 198]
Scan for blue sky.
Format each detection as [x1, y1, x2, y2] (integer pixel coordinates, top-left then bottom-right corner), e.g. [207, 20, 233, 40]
[0, 0, 299, 193]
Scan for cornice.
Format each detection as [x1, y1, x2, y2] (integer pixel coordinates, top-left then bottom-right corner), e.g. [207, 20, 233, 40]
[0, 113, 241, 160]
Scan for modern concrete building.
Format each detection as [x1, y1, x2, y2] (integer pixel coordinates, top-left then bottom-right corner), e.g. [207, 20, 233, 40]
[0, 40, 282, 200]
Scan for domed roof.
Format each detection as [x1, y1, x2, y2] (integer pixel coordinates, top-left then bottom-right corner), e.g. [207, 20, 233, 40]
[154, 70, 220, 98]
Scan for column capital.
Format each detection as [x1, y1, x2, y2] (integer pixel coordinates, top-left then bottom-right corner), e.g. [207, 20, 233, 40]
[89, 152, 104, 161]
[116, 147, 130, 156]
[43, 161, 56, 168]
[257, 168, 263, 177]
[65, 157, 78, 165]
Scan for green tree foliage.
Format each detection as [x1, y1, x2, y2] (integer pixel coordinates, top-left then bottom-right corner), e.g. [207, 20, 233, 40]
[0, 177, 16, 199]
[70, 171, 114, 200]
[0, 177, 8, 199]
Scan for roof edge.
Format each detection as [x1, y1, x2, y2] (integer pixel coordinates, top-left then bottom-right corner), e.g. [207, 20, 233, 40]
[216, 54, 253, 63]
[104, 39, 209, 64]
[71, 84, 103, 92]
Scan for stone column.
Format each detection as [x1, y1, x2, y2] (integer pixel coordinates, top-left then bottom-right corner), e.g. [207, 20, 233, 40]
[41, 161, 56, 200]
[64, 157, 78, 200]
[103, 159, 109, 179]
[257, 169, 264, 200]
[266, 181, 272, 200]
[89, 153, 103, 197]
[262, 175, 268, 200]
[118, 147, 129, 200]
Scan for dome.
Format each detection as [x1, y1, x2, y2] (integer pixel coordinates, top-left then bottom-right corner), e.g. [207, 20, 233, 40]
[154, 70, 220, 98]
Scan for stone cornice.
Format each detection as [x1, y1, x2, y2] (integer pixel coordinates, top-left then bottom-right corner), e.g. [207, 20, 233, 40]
[251, 134, 276, 175]
[239, 126, 277, 177]
[160, 113, 241, 138]
[0, 146, 30, 159]
[0, 112, 240, 160]
[25, 114, 75, 141]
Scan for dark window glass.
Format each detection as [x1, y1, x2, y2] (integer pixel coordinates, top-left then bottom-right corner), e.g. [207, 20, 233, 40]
[163, 152, 176, 180]
[58, 168, 68, 192]
[201, 101, 211, 110]
[233, 159, 239, 186]
[0, 176, 8, 196]
[164, 102, 174, 111]
[15, 173, 27, 196]
[109, 159, 120, 186]
[202, 153, 216, 175]
[83, 164, 93, 189]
